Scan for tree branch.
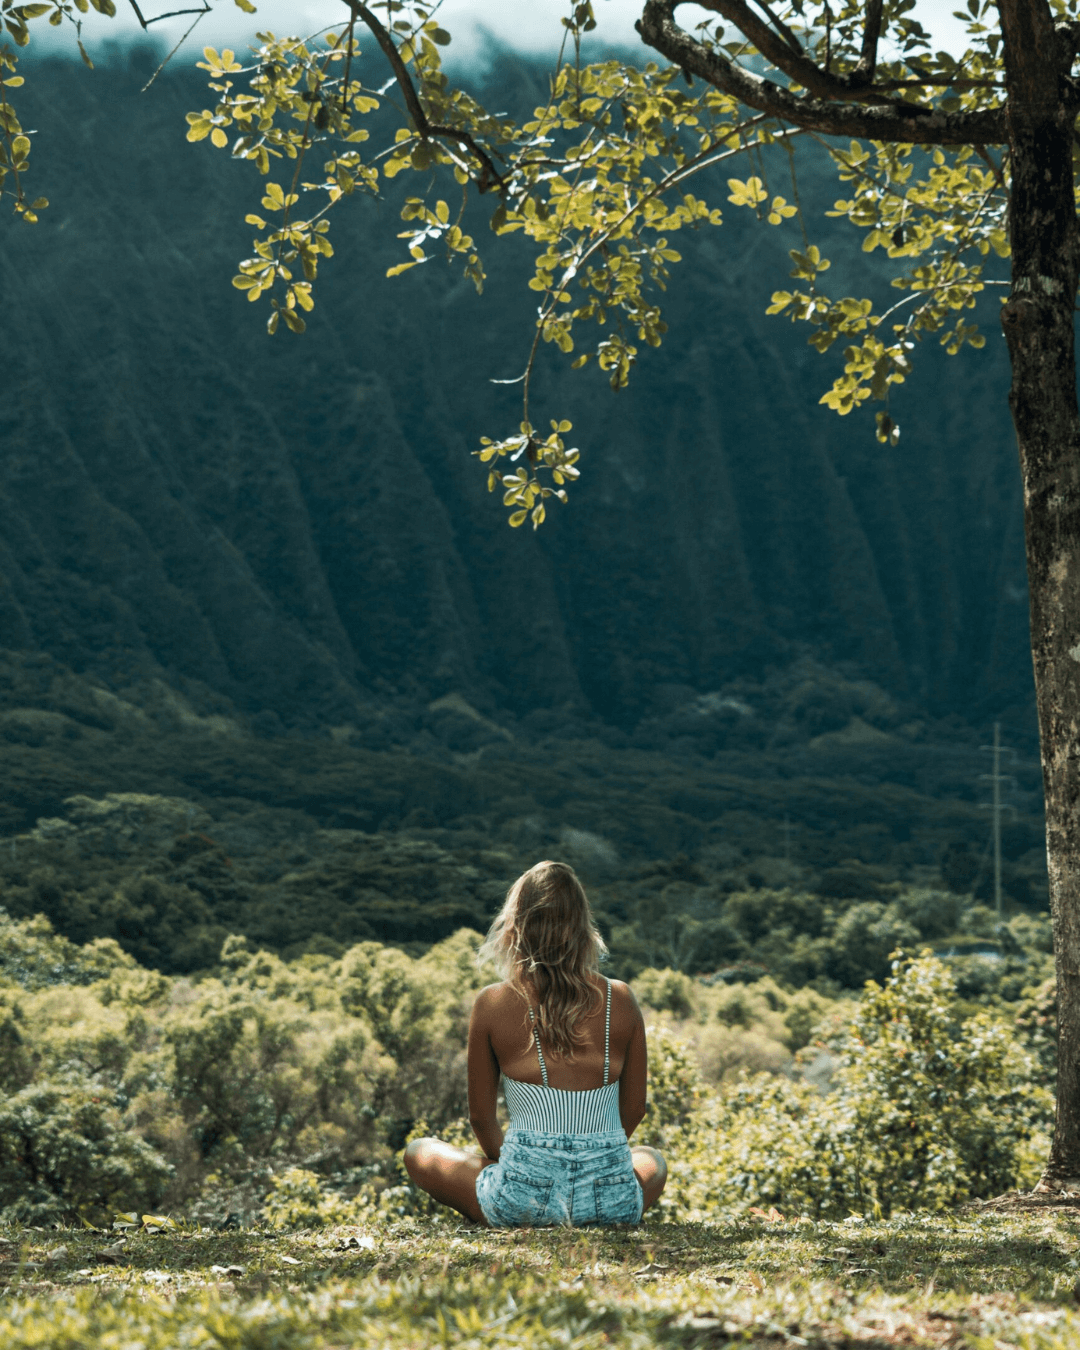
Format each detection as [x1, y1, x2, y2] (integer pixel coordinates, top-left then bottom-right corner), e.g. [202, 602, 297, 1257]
[697, 0, 862, 101]
[348, 1, 507, 190]
[747, 0, 803, 56]
[852, 0, 884, 85]
[698, 0, 917, 107]
[636, 0, 1009, 145]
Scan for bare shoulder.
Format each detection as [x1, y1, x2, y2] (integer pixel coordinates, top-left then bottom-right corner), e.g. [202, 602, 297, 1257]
[603, 977, 644, 1024]
[603, 975, 638, 1000]
[472, 981, 523, 1020]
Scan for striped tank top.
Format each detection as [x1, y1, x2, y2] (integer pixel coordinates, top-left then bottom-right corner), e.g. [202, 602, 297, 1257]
[502, 977, 623, 1135]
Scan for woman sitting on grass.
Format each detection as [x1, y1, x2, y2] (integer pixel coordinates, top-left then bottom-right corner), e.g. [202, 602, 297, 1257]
[405, 859, 667, 1226]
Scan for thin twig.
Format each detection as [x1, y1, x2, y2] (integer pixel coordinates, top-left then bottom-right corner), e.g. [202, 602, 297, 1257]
[347, 0, 507, 191]
[974, 143, 1004, 187]
[747, 0, 803, 54]
[341, 9, 356, 113]
[141, 5, 210, 91]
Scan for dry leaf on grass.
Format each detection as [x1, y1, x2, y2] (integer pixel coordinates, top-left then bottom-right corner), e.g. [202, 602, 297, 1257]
[633, 1262, 671, 1277]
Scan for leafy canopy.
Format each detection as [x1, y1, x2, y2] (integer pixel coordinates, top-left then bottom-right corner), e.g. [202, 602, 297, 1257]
[0, 0, 1025, 518]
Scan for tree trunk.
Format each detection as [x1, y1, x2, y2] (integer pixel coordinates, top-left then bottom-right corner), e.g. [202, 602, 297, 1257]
[998, 1, 1080, 1189]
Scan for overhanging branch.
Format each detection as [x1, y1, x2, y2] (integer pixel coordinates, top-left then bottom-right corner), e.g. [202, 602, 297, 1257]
[699, 0, 922, 108]
[636, 0, 1009, 145]
[347, 1, 507, 190]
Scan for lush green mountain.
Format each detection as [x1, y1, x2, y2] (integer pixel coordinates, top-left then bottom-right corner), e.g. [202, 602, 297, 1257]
[2, 49, 1030, 730]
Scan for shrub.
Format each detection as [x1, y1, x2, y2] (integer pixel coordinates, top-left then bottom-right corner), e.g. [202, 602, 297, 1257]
[261, 1166, 361, 1229]
[0, 1081, 172, 1224]
[660, 954, 1052, 1220]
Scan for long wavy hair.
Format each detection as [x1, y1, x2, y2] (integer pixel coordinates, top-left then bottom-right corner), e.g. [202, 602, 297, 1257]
[477, 860, 607, 1058]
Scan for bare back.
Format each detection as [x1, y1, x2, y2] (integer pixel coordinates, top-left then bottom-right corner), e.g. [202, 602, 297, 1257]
[467, 975, 647, 1141]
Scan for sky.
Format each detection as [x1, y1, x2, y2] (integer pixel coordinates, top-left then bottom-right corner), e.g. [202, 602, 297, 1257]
[32, 0, 972, 66]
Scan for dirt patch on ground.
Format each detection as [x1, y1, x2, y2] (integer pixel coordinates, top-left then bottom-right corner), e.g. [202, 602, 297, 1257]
[972, 1190, 1080, 1213]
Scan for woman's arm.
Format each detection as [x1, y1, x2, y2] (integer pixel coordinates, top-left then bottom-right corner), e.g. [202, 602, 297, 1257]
[467, 988, 504, 1161]
[618, 986, 648, 1138]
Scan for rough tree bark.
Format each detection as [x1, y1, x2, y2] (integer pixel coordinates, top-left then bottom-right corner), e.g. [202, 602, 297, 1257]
[998, 0, 1080, 1190]
[635, 0, 1080, 1187]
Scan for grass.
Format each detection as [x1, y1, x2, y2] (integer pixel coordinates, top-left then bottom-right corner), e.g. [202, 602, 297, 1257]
[2, 1208, 1080, 1348]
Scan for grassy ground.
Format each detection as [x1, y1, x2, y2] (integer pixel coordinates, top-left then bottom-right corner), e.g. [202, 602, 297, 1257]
[3, 1206, 1080, 1348]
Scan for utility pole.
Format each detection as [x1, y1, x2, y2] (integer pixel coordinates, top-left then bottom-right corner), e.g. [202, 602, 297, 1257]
[979, 722, 1016, 925]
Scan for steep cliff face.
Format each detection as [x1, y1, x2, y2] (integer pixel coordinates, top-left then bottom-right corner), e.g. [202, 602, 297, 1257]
[0, 51, 1031, 734]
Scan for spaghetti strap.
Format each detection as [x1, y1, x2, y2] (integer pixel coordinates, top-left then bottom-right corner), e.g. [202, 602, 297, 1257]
[603, 976, 611, 1086]
[527, 1006, 549, 1088]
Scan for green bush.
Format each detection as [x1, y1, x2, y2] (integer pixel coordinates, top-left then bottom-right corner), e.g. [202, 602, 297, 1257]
[261, 1166, 365, 1229]
[661, 953, 1052, 1220]
[0, 908, 1055, 1227]
[0, 1081, 172, 1224]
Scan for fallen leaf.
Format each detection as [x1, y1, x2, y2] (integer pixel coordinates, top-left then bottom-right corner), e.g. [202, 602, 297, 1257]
[747, 1271, 766, 1292]
[632, 1262, 670, 1277]
[45, 1246, 68, 1264]
[280, 1254, 301, 1266]
[210, 1264, 244, 1276]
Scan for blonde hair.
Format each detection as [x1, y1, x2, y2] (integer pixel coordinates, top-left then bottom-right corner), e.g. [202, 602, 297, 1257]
[478, 859, 608, 1058]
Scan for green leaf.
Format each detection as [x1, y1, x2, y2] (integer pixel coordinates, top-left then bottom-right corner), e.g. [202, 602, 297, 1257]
[508, 509, 528, 527]
[386, 260, 420, 277]
[727, 176, 767, 208]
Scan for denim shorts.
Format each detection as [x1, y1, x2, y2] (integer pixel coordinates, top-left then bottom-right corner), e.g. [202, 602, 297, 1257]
[475, 1129, 643, 1228]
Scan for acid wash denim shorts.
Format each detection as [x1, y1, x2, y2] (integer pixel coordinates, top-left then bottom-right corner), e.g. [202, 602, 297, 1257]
[475, 1129, 643, 1228]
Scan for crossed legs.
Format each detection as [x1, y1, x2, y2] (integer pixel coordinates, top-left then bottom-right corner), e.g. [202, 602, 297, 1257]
[403, 1138, 667, 1226]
